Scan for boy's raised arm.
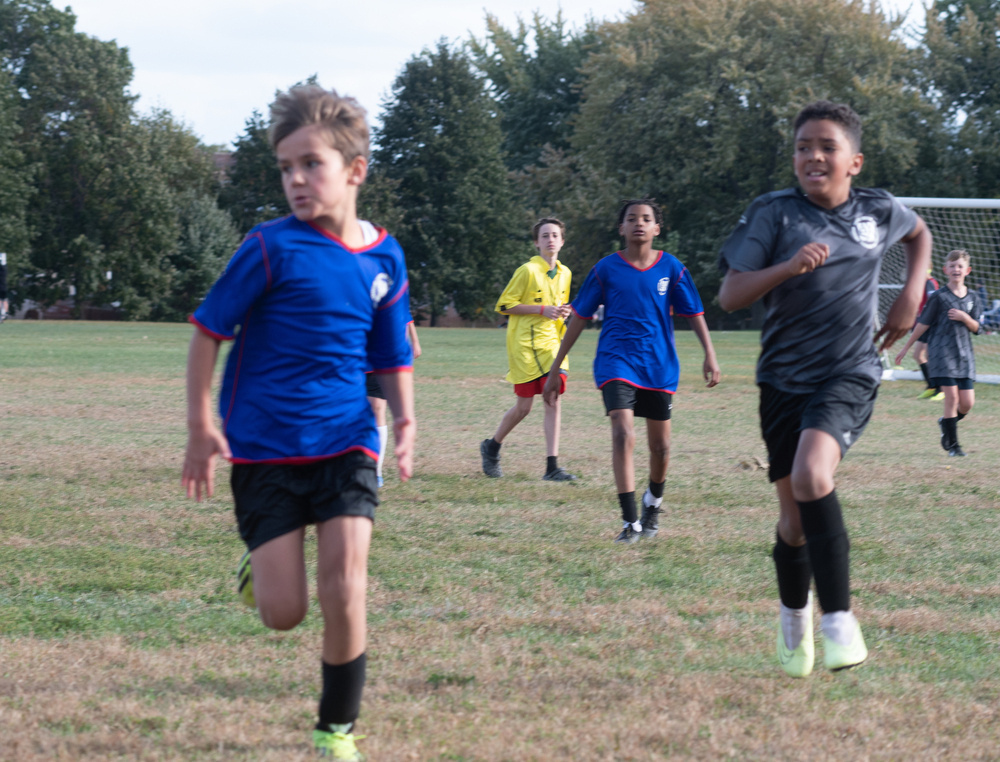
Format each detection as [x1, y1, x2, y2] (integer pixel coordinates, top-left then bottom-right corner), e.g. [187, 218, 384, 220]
[373, 370, 416, 481]
[182, 329, 231, 501]
[718, 243, 830, 312]
[875, 217, 932, 350]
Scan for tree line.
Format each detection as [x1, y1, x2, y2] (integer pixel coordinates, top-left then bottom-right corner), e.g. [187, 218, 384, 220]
[1, 0, 998, 324]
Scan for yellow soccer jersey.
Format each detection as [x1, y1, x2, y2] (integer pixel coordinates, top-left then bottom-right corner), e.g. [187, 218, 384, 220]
[495, 256, 572, 384]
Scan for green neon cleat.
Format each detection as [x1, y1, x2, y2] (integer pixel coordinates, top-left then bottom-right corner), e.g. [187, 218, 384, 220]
[314, 728, 366, 760]
[822, 614, 868, 671]
[917, 388, 937, 399]
[776, 601, 814, 678]
[236, 551, 255, 609]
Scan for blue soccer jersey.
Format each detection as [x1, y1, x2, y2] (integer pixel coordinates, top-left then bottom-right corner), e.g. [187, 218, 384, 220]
[191, 216, 413, 463]
[571, 251, 705, 392]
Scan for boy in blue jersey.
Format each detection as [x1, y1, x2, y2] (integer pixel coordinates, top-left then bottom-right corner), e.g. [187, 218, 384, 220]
[543, 199, 720, 543]
[182, 85, 415, 760]
[718, 101, 931, 678]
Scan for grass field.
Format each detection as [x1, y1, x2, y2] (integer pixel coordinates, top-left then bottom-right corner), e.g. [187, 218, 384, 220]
[1, 322, 998, 761]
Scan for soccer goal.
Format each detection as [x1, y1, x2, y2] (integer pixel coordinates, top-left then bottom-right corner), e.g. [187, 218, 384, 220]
[879, 197, 1000, 384]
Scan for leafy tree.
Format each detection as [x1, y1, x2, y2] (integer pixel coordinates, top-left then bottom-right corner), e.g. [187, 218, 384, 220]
[219, 109, 286, 235]
[374, 41, 524, 324]
[923, 0, 1000, 197]
[469, 12, 599, 170]
[0, 68, 29, 286]
[534, 0, 942, 324]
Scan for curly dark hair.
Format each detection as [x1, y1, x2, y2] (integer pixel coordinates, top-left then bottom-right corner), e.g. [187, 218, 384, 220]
[616, 198, 663, 228]
[793, 100, 862, 152]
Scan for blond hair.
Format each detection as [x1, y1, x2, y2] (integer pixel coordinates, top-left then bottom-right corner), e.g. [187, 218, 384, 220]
[268, 85, 369, 163]
[946, 249, 971, 265]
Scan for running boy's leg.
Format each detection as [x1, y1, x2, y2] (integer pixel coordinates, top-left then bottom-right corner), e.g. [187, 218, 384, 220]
[481, 396, 533, 478]
[609, 408, 636, 495]
[773, 476, 814, 676]
[640, 418, 670, 538]
[315, 515, 372, 737]
[543, 393, 560, 458]
[250, 528, 309, 630]
[790, 430, 866, 670]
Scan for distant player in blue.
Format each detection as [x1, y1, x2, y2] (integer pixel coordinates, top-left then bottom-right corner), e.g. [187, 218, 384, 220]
[543, 199, 720, 543]
[182, 85, 414, 760]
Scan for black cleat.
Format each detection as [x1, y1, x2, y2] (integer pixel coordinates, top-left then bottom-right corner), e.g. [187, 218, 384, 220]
[948, 445, 966, 457]
[542, 467, 577, 482]
[480, 439, 502, 478]
[614, 523, 643, 544]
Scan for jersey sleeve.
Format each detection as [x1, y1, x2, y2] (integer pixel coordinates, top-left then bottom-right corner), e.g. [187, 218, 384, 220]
[571, 265, 603, 319]
[669, 266, 705, 317]
[917, 290, 941, 327]
[883, 195, 919, 245]
[368, 249, 414, 372]
[718, 196, 779, 273]
[190, 231, 271, 340]
[495, 265, 531, 314]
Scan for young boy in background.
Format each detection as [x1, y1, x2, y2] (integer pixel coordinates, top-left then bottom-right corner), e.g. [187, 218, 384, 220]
[182, 85, 415, 760]
[718, 100, 931, 677]
[543, 200, 720, 543]
[481, 218, 577, 482]
[895, 249, 983, 456]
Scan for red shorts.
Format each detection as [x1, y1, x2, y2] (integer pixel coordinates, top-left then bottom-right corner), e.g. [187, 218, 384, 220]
[514, 371, 566, 398]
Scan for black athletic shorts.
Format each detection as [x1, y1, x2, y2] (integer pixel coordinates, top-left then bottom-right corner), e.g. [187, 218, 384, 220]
[929, 376, 974, 390]
[759, 374, 878, 483]
[365, 373, 385, 400]
[231, 450, 378, 550]
[601, 380, 673, 421]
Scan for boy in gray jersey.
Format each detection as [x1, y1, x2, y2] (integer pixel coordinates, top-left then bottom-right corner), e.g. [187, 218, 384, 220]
[895, 249, 983, 456]
[718, 101, 931, 677]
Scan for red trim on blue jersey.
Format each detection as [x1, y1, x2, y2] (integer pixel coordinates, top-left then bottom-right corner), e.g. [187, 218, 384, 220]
[378, 278, 409, 310]
[372, 366, 414, 374]
[306, 221, 388, 252]
[615, 250, 663, 272]
[598, 377, 676, 394]
[230, 445, 378, 465]
[571, 306, 594, 320]
[189, 314, 233, 341]
[224, 307, 254, 430]
[249, 231, 273, 291]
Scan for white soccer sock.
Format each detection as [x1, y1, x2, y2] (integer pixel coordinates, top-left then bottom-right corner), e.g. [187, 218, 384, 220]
[821, 610, 858, 646]
[376, 425, 388, 479]
[780, 594, 812, 650]
[642, 489, 663, 509]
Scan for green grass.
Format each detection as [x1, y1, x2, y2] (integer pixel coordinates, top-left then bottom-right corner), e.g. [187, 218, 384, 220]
[0, 321, 998, 760]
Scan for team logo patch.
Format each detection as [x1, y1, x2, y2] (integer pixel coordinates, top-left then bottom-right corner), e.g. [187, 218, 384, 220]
[850, 216, 879, 249]
[967, 301, 974, 310]
[843, 431, 852, 446]
[370, 273, 390, 306]
[657, 277, 670, 295]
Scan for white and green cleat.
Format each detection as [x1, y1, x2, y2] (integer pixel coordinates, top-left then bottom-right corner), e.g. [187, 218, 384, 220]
[822, 611, 868, 671]
[314, 728, 366, 760]
[236, 551, 255, 609]
[776, 598, 814, 678]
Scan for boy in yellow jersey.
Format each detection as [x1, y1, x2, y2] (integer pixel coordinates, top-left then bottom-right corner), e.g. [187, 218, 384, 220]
[480, 218, 576, 481]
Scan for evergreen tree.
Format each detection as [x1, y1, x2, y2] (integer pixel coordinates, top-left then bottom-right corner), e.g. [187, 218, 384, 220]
[374, 41, 524, 324]
[219, 109, 286, 236]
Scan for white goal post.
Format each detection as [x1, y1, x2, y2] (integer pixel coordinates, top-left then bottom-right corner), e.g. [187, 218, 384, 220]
[879, 197, 1000, 385]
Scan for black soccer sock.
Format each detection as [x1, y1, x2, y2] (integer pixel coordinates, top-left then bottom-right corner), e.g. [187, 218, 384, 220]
[772, 531, 812, 610]
[618, 492, 637, 524]
[318, 654, 366, 730]
[919, 362, 931, 387]
[648, 480, 665, 500]
[956, 411, 967, 422]
[546, 456, 558, 474]
[942, 416, 959, 448]
[798, 491, 850, 613]
[485, 437, 501, 456]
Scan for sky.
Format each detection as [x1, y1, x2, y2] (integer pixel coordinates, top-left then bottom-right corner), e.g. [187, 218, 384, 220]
[65, 0, 927, 149]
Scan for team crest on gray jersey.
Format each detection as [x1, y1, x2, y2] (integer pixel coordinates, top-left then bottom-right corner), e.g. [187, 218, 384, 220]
[657, 277, 670, 295]
[370, 273, 390, 306]
[850, 216, 879, 249]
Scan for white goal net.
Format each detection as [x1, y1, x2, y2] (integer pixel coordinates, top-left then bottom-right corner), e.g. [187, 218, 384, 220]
[879, 197, 1000, 384]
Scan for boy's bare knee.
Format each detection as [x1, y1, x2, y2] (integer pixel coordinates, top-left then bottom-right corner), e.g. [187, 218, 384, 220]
[259, 599, 308, 631]
[789, 468, 833, 503]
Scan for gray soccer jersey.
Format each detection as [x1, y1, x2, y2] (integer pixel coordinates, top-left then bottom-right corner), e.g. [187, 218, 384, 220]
[718, 188, 918, 393]
[918, 287, 983, 379]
